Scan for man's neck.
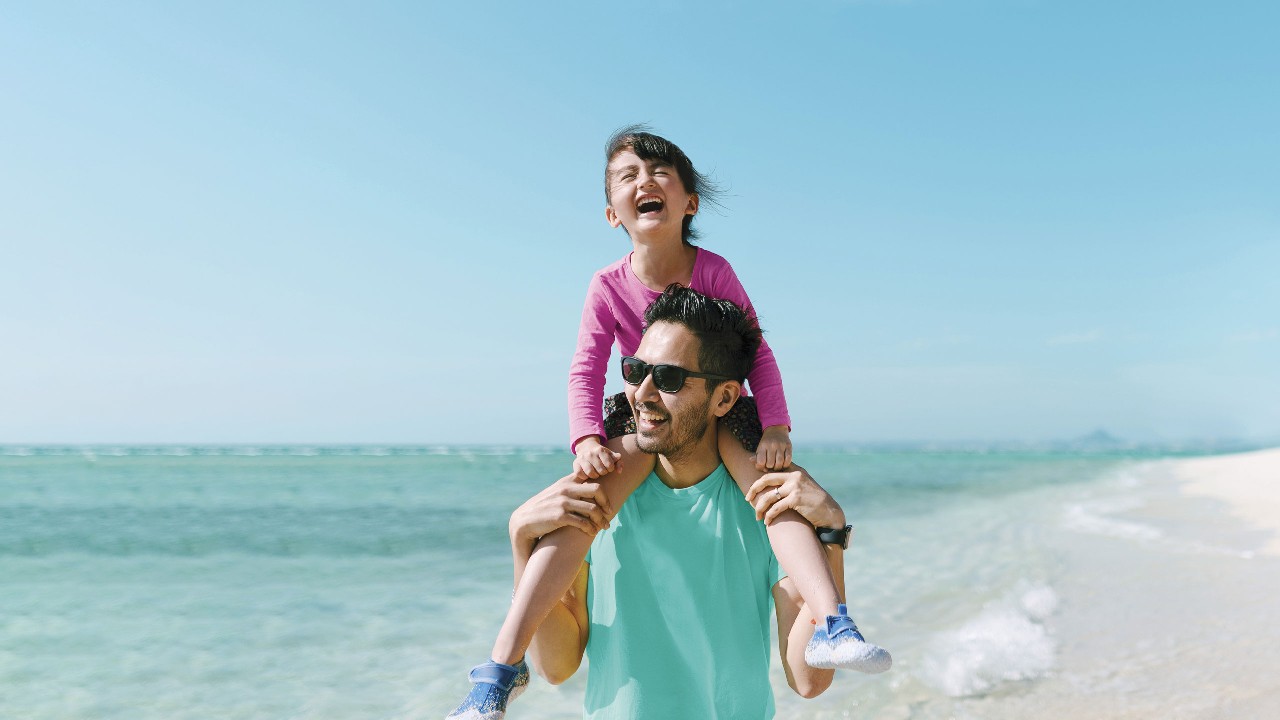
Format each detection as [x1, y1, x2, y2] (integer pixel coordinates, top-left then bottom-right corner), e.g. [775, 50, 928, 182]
[653, 432, 722, 490]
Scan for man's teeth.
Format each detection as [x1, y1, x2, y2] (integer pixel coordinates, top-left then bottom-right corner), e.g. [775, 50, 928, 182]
[639, 412, 665, 422]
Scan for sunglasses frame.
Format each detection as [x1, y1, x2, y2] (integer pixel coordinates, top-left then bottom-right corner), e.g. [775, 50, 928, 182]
[619, 355, 732, 393]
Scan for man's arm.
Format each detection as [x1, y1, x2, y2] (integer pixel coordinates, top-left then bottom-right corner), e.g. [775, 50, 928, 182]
[507, 475, 599, 684]
[755, 464, 846, 697]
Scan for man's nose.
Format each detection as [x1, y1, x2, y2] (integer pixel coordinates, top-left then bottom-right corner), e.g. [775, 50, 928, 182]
[634, 372, 661, 403]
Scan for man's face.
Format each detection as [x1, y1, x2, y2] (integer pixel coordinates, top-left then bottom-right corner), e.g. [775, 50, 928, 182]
[624, 321, 718, 459]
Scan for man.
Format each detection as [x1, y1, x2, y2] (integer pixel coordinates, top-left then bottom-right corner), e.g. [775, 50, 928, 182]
[467, 286, 868, 719]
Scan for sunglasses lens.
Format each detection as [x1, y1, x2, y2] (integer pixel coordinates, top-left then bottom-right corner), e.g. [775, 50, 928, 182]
[621, 357, 647, 385]
[652, 365, 685, 392]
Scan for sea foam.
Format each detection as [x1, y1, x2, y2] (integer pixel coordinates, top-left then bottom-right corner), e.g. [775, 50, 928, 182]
[1062, 497, 1164, 543]
[920, 584, 1059, 697]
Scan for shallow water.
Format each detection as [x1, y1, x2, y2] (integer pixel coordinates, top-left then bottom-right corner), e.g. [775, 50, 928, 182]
[2, 446, 1273, 719]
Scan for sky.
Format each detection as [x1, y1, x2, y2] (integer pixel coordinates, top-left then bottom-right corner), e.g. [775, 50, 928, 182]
[2, 1, 1277, 446]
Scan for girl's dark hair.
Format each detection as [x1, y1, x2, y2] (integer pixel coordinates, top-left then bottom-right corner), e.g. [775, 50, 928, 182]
[643, 284, 762, 383]
[604, 124, 723, 246]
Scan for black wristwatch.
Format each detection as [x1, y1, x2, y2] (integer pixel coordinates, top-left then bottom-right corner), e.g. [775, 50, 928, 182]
[815, 525, 852, 550]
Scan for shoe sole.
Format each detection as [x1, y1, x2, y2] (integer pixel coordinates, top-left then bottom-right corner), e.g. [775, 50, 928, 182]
[805, 646, 893, 673]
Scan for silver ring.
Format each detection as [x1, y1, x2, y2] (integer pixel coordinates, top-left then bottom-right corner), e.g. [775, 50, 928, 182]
[774, 489, 782, 501]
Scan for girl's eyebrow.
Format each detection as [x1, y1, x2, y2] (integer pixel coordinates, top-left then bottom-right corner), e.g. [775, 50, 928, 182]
[610, 163, 639, 178]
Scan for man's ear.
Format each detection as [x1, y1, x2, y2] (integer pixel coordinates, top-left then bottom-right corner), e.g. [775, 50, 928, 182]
[711, 381, 742, 418]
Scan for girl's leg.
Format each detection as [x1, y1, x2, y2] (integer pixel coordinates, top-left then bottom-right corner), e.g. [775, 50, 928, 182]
[489, 437, 654, 665]
[719, 424, 841, 619]
[720, 425, 891, 673]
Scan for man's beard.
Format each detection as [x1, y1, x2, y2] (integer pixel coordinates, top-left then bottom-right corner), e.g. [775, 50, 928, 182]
[634, 393, 713, 462]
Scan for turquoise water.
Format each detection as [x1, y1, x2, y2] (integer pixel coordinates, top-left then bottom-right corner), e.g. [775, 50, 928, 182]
[0, 445, 1247, 719]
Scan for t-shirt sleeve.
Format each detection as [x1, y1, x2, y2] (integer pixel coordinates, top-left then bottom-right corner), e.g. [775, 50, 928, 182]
[568, 274, 616, 451]
[770, 547, 787, 587]
[710, 261, 792, 431]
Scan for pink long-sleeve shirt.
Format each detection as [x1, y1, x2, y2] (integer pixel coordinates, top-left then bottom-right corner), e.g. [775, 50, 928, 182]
[568, 248, 791, 451]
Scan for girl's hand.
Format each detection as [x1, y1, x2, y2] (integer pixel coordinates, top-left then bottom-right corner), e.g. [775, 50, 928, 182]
[745, 464, 845, 528]
[573, 436, 623, 479]
[754, 425, 793, 471]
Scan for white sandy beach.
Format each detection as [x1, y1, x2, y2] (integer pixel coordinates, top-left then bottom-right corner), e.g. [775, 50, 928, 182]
[1175, 447, 1280, 556]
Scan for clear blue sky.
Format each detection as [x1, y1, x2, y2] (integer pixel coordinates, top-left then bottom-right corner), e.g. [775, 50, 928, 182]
[2, 1, 1277, 445]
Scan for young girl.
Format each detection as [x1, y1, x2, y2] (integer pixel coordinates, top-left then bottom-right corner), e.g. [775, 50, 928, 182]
[448, 127, 890, 720]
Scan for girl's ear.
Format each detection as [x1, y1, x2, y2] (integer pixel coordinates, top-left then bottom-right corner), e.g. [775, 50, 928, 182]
[605, 205, 622, 228]
[711, 380, 742, 419]
[685, 193, 699, 217]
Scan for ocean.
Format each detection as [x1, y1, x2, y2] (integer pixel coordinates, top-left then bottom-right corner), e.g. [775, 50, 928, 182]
[2, 445, 1272, 719]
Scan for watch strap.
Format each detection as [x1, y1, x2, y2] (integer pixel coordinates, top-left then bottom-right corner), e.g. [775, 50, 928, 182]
[815, 524, 852, 550]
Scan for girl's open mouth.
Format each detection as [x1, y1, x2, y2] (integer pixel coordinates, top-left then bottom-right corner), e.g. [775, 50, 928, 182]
[636, 198, 664, 215]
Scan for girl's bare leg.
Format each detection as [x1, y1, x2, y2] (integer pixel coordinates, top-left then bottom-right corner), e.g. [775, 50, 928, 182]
[719, 424, 841, 619]
[489, 437, 655, 664]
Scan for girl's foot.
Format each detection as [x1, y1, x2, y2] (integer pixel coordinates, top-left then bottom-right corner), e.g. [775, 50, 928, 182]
[445, 659, 530, 720]
[804, 604, 892, 673]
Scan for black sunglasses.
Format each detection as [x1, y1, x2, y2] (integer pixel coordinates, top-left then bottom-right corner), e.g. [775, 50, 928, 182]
[620, 355, 731, 393]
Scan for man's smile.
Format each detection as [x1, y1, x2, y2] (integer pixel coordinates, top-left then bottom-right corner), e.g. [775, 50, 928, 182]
[634, 404, 669, 430]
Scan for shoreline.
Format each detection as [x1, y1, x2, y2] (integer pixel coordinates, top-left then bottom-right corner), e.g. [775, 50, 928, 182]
[940, 446, 1280, 719]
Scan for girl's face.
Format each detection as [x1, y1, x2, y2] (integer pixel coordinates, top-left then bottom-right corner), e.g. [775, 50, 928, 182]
[604, 150, 698, 241]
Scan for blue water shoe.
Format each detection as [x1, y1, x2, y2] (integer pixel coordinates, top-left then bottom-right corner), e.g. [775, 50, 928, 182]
[445, 659, 530, 720]
[805, 604, 892, 673]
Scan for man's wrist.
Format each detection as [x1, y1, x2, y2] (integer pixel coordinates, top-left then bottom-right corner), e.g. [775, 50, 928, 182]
[815, 524, 853, 550]
[813, 499, 845, 530]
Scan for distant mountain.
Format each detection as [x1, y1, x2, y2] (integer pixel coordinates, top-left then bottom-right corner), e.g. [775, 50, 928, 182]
[1074, 429, 1124, 446]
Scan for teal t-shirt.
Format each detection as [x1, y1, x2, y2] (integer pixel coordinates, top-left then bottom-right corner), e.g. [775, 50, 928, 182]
[584, 464, 786, 720]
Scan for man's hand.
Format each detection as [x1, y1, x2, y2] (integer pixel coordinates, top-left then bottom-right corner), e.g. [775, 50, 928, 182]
[572, 435, 623, 479]
[754, 425, 793, 471]
[510, 473, 616, 549]
[744, 463, 845, 528]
